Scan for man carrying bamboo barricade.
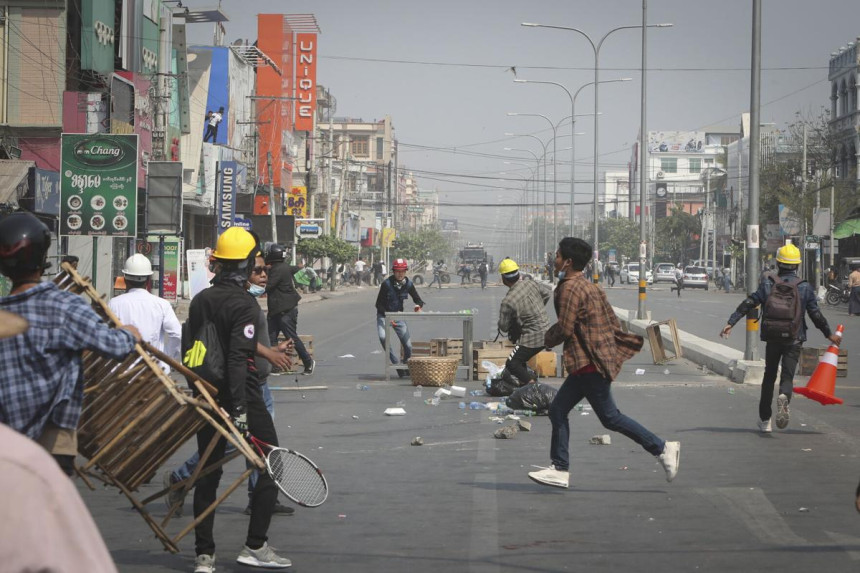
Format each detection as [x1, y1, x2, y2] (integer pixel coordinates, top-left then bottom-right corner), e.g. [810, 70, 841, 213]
[0, 212, 141, 476]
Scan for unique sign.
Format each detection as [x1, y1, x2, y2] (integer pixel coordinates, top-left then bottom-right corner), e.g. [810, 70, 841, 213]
[294, 33, 318, 131]
[60, 134, 138, 236]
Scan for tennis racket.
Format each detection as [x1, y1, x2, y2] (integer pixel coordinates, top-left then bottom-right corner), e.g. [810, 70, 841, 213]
[247, 434, 329, 508]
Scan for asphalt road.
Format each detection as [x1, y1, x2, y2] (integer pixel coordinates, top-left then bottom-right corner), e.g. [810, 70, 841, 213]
[80, 280, 860, 572]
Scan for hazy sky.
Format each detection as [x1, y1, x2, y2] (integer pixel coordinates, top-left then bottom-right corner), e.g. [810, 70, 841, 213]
[187, 0, 860, 257]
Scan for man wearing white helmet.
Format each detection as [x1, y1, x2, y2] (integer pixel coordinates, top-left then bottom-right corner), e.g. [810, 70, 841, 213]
[109, 254, 182, 367]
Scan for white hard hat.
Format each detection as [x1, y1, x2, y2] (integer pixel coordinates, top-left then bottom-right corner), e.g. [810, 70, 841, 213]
[123, 254, 153, 278]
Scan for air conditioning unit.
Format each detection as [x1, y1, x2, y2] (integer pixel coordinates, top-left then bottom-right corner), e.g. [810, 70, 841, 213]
[656, 171, 664, 179]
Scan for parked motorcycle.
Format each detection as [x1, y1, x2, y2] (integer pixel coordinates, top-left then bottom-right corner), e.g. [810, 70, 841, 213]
[825, 283, 850, 306]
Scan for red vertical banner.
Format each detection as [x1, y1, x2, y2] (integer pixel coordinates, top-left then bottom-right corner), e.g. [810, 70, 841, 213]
[294, 33, 318, 131]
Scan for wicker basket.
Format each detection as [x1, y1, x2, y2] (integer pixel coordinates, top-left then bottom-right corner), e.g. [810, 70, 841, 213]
[406, 356, 461, 387]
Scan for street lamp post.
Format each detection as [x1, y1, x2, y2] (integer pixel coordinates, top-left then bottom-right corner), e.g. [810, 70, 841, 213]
[505, 133, 551, 263]
[514, 79, 629, 242]
[505, 147, 542, 262]
[503, 162, 538, 262]
[523, 21, 671, 282]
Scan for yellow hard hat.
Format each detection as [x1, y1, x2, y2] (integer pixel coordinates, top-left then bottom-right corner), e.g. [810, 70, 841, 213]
[213, 227, 257, 260]
[776, 243, 801, 265]
[498, 258, 519, 275]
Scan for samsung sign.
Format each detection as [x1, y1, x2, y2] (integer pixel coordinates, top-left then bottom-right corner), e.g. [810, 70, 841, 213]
[216, 161, 237, 235]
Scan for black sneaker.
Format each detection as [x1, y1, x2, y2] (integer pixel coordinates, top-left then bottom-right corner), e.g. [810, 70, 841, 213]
[302, 359, 315, 376]
[273, 502, 295, 515]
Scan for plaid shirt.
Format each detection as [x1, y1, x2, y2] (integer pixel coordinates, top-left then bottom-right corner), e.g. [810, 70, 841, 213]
[0, 282, 136, 439]
[545, 272, 643, 380]
[498, 278, 551, 348]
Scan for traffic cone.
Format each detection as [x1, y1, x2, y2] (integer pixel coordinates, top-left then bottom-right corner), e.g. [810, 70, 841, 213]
[794, 324, 844, 406]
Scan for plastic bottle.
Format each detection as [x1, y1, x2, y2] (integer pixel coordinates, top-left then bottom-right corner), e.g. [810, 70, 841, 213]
[430, 396, 440, 406]
[469, 401, 487, 410]
[575, 402, 584, 412]
[356, 384, 370, 391]
[413, 385, 423, 398]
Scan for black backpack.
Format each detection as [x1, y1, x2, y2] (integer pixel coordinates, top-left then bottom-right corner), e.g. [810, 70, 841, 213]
[761, 275, 804, 342]
[182, 318, 226, 385]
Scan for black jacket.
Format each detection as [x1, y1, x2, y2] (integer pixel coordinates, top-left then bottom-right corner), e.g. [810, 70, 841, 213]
[187, 278, 259, 416]
[266, 261, 301, 316]
[375, 276, 424, 317]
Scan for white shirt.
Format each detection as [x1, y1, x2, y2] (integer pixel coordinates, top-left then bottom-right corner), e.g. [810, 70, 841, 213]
[354, 260, 366, 272]
[208, 111, 222, 127]
[109, 288, 182, 365]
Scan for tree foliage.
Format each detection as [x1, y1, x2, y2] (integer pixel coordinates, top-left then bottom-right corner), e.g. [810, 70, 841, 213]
[656, 205, 701, 264]
[391, 228, 452, 263]
[587, 217, 640, 261]
[297, 234, 358, 266]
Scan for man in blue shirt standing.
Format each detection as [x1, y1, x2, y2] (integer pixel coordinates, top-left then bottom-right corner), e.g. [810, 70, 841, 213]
[0, 212, 140, 475]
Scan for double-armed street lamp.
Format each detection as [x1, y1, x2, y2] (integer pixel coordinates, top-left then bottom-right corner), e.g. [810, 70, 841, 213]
[522, 21, 672, 282]
[513, 79, 629, 242]
[504, 147, 543, 261]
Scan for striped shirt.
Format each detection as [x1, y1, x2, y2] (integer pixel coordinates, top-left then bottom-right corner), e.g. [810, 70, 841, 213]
[0, 282, 136, 439]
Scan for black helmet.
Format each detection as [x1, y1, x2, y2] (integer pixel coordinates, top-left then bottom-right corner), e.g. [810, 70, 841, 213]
[265, 243, 287, 264]
[0, 212, 52, 277]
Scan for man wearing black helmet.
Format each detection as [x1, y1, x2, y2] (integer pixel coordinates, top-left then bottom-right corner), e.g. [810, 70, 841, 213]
[265, 243, 314, 375]
[0, 212, 141, 475]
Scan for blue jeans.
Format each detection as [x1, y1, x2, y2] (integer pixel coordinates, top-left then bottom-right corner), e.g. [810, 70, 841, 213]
[267, 307, 312, 366]
[548, 371, 665, 471]
[173, 381, 275, 496]
[377, 315, 412, 364]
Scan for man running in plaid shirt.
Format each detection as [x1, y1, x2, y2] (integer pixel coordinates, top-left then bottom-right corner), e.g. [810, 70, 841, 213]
[528, 237, 680, 489]
[0, 212, 140, 475]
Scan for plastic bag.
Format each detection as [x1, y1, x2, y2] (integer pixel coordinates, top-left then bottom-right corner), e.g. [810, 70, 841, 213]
[505, 383, 557, 414]
[485, 367, 537, 397]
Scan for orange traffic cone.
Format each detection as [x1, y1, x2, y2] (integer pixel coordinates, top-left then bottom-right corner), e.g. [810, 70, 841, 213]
[794, 324, 844, 406]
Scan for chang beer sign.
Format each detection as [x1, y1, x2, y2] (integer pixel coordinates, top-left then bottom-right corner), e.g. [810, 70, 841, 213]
[60, 134, 138, 237]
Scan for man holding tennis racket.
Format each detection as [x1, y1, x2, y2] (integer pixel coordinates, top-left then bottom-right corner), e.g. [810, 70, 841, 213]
[186, 227, 291, 571]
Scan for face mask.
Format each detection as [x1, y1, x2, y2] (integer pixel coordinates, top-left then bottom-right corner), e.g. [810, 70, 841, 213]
[557, 270, 566, 280]
[247, 283, 266, 297]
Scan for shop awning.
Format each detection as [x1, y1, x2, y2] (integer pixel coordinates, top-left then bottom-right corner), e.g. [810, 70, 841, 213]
[833, 218, 860, 239]
[0, 159, 35, 205]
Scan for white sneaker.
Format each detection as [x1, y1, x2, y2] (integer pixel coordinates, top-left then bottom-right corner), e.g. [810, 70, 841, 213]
[758, 418, 773, 433]
[236, 542, 291, 568]
[775, 394, 790, 429]
[658, 441, 681, 482]
[194, 554, 215, 573]
[527, 465, 569, 488]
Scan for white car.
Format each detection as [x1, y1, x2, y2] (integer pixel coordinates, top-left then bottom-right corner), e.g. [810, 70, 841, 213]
[683, 266, 709, 290]
[654, 263, 677, 284]
[620, 263, 653, 285]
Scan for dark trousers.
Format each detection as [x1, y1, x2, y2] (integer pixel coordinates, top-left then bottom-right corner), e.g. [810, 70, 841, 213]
[505, 345, 543, 384]
[203, 124, 218, 142]
[549, 371, 664, 471]
[607, 273, 615, 287]
[760, 342, 801, 422]
[194, 390, 278, 555]
[267, 307, 312, 366]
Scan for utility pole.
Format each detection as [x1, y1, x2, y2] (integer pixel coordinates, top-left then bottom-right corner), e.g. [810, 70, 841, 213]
[745, 0, 762, 361]
[267, 152, 277, 244]
[335, 136, 349, 239]
[637, 0, 648, 319]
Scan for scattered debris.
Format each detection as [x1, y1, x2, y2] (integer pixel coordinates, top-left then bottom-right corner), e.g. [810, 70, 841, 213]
[801, 448, 812, 452]
[351, 415, 359, 420]
[356, 384, 370, 391]
[434, 387, 452, 398]
[663, 368, 671, 375]
[635, 368, 646, 375]
[493, 425, 519, 439]
[384, 407, 406, 416]
[589, 434, 612, 445]
[339, 354, 355, 358]
[580, 412, 590, 416]
[798, 507, 810, 513]
[370, 350, 382, 354]
[411, 437, 424, 446]
[517, 420, 531, 432]
[728, 388, 735, 395]
[450, 385, 466, 397]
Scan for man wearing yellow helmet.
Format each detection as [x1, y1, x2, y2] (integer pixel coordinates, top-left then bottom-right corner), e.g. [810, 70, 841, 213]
[497, 258, 551, 386]
[720, 242, 841, 433]
[185, 227, 291, 571]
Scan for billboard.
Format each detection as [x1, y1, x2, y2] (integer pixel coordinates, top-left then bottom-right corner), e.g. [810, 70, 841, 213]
[294, 33, 318, 131]
[216, 161, 237, 235]
[648, 131, 706, 153]
[30, 168, 60, 215]
[287, 185, 307, 218]
[440, 218, 458, 231]
[60, 133, 138, 237]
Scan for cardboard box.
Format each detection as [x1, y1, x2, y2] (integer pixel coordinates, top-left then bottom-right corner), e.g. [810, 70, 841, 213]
[528, 351, 558, 378]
